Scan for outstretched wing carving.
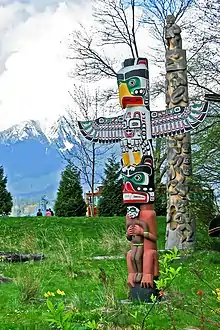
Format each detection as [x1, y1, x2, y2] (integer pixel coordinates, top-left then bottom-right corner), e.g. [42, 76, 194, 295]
[78, 102, 209, 142]
[150, 102, 209, 138]
[78, 115, 124, 143]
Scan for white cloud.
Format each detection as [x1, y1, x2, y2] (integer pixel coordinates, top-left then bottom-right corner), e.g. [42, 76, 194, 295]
[0, 0, 165, 131]
[0, 0, 92, 130]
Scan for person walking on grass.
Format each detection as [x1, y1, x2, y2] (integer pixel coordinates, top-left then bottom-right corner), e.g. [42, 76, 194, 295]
[45, 209, 52, 216]
[36, 209, 42, 216]
[49, 208, 54, 216]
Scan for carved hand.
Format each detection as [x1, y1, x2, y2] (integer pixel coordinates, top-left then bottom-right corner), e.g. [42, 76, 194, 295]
[127, 273, 135, 288]
[134, 225, 144, 236]
[127, 225, 134, 236]
[141, 274, 154, 288]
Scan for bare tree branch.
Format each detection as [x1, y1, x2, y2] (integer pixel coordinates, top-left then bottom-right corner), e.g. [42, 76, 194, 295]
[131, 0, 139, 57]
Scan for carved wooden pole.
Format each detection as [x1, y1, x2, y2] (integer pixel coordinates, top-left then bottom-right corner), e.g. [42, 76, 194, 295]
[165, 15, 195, 250]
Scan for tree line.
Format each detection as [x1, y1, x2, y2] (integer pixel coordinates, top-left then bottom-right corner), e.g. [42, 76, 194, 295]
[0, 156, 217, 220]
[53, 155, 126, 217]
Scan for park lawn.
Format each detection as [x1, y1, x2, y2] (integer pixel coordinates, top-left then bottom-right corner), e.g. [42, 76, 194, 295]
[0, 216, 219, 329]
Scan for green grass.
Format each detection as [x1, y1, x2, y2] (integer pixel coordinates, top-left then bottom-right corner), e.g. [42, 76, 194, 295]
[0, 216, 219, 329]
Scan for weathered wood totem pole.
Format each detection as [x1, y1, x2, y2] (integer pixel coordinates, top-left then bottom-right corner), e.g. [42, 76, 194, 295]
[78, 52, 209, 301]
[165, 15, 201, 250]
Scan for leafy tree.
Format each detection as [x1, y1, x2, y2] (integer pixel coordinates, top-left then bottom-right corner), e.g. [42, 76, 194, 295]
[54, 164, 86, 217]
[98, 155, 126, 216]
[0, 166, 13, 216]
[190, 175, 219, 224]
[192, 120, 220, 197]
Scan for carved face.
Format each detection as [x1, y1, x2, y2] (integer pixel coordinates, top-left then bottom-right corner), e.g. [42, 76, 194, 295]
[183, 165, 191, 176]
[182, 142, 190, 153]
[117, 58, 149, 109]
[122, 108, 143, 139]
[183, 155, 191, 165]
[166, 15, 175, 26]
[122, 156, 155, 204]
[127, 206, 140, 219]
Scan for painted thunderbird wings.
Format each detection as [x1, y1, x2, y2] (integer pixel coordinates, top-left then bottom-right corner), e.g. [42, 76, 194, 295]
[78, 101, 209, 142]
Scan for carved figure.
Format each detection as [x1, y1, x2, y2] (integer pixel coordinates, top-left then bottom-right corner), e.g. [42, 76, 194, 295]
[165, 15, 182, 49]
[126, 204, 159, 289]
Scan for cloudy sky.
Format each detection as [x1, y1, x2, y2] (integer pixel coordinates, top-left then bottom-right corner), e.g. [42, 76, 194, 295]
[0, 0, 161, 131]
[0, 0, 94, 130]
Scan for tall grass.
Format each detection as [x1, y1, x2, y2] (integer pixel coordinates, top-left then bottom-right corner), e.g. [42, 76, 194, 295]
[0, 216, 218, 330]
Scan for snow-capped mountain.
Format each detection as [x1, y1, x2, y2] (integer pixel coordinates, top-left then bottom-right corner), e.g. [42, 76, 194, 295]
[0, 117, 76, 147]
[46, 116, 75, 150]
[0, 119, 71, 203]
[0, 120, 48, 145]
[0, 118, 120, 214]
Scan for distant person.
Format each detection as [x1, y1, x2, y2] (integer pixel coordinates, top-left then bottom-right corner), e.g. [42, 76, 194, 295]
[45, 209, 52, 216]
[49, 208, 54, 216]
[36, 209, 42, 216]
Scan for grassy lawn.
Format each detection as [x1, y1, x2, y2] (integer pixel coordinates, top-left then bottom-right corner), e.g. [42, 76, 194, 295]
[0, 216, 219, 329]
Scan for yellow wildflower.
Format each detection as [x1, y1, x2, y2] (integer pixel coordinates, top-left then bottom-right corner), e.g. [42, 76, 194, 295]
[216, 288, 220, 302]
[56, 289, 65, 296]
[44, 291, 55, 298]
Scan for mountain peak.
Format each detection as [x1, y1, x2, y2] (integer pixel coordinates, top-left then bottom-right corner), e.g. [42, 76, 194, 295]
[0, 120, 48, 145]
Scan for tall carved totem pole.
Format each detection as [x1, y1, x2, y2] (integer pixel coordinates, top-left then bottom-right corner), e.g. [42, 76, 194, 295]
[78, 43, 209, 301]
[165, 15, 194, 250]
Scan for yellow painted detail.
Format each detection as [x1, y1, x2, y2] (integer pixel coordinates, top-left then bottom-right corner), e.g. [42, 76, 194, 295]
[122, 152, 130, 166]
[133, 151, 141, 165]
[119, 82, 131, 106]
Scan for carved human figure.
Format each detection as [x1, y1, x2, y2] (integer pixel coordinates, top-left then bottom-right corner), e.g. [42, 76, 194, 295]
[126, 206, 144, 283]
[126, 223, 144, 283]
[126, 204, 159, 289]
[170, 72, 188, 105]
[175, 208, 193, 243]
[165, 15, 182, 49]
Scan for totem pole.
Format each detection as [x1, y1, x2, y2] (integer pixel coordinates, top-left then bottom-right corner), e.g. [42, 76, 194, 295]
[78, 55, 209, 301]
[165, 15, 194, 250]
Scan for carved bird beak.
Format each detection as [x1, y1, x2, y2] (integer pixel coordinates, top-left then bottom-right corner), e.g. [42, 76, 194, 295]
[119, 82, 143, 109]
[119, 82, 130, 107]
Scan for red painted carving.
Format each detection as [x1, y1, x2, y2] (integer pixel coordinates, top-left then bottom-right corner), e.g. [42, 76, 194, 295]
[126, 204, 159, 289]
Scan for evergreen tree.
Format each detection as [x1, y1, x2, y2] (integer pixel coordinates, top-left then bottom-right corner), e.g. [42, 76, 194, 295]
[54, 164, 86, 217]
[98, 155, 126, 216]
[0, 166, 13, 216]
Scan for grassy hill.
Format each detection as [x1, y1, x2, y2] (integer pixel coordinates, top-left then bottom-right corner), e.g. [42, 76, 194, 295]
[0, 216, 219, 329]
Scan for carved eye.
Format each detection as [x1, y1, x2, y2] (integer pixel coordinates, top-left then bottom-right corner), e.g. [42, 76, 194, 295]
[128, 79, 136, 87]
[98, 117, 105, 124]
[129, 119, 141, 128]
[134, 174, 142, 181]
